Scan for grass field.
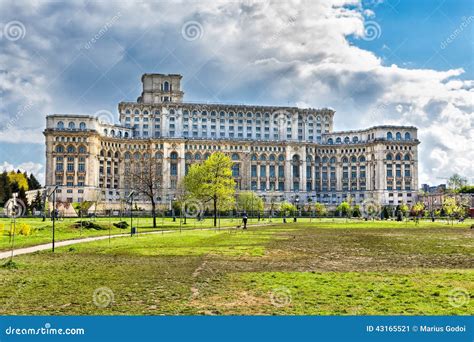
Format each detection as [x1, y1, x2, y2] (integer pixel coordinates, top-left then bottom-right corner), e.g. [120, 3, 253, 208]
[0, 219, 472, 315]
[0, 216, 273, 252]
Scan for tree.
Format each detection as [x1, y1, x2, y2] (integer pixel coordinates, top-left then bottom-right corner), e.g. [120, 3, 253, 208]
[458, 185, 474, 194]
[184, 152, 235, 227]
[314, 202, 327, 220]
[336, 201, 351, 219]
[447, 174, 468, 192]
[442, 196, 467, 225]
[352, 205, 361, 218]
[0, 171, 12, 206]
[279, 201, 296, 217]
[128, 152, 162, 228]
[411, 202, 425, 225]
[27, 173, 42, 190]
[8, 171, 28, 191]
[236, 191, 264, 216]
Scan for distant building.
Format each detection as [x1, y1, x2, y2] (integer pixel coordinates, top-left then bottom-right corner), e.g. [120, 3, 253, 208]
[44, 73, 420, 210]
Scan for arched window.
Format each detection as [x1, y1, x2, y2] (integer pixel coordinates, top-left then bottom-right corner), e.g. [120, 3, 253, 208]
[387, 132, 393, 140]
[322, 157, 328, 163]
[386, 153, 393, 161]
[232, 164, 240, 177]
[278, 154, 285, 162]
[327, 138, 334, 144]
[359, 156, 366, 162]
[330, 157, 336, 164]
[57, 121, 64, 129]
[79, 122, 86, 130]
[163, 81, 170, 91]
[124, 132, 129, 138]
[396, 132, 402, 140]
[170, 152, 178, 160]
[404, 154, 411, 161]
[351, 156, 357, 163]
[185, 152, 192, 160]
[342, 157, 349, 163]
[134, 152, 141, 160]
[155, 152, 163, 159]
[260, 154, 267, 161]
[67, 145, 75, 153]
[78, 146, 86, 154]
[68, 122, 75, 129]
[251, 154, 257, 161]
[124, 152, 131, 160]
[306, 156, 312, 162]
[114, 152, 119, 158]
[104, 129, 108, 135]
[315, 157, 321, 163]
[195, 153, 201, 160]
[352, 136, 359, 143]
[55, 145, 64, 153]
[269, 154, 276, 161]
[110, 130, 115, 137]
[232, 153, 239, 161]
[344, 137, 350, 144]
[107, 151, 112, 158]
[336, 137, 342, 144]
[405, 132, 411, 140]
[204, 153, 211, 160]
[395, 153, 402, 161]
[292, 154, 300, 162]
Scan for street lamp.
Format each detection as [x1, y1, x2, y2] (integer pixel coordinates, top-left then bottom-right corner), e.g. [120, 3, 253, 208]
[47, 185, 59, 252]
[294, 194, 299, 222]
[128, 191, 136, 237]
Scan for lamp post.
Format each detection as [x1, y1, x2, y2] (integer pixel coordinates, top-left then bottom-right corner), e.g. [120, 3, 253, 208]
[294, 194, 299, 222]
[128, 191, 136, 237]
[47, 185, 59, 252]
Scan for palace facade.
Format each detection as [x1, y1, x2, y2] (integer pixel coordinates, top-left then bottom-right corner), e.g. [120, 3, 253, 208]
[44, 73, 419, 210]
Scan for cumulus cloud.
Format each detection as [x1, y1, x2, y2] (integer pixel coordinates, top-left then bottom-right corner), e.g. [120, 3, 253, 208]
[0, 0, 472, 185]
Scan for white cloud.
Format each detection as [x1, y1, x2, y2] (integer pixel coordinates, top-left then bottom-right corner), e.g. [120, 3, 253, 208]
[0, 161, 44, 184]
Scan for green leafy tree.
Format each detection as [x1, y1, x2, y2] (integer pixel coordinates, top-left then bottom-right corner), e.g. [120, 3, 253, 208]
[30, 190, 43, 212]
[442, 196, 466, 225]
[236, 191, 264, 216]
[279, 201, 296, 217]
[411, 202, 425, 225]
[27, 173, 42, 190]
[184, 152, 235, 227]
[314, 202, 327, 220]
[336, 201, 352, 219]
[8, 171, 29, 191]
[0, 171, 12, 206]
[352, 205, 361, 217]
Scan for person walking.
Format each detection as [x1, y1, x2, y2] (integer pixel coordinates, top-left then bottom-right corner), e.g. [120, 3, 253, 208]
[242, 213, 248, 230]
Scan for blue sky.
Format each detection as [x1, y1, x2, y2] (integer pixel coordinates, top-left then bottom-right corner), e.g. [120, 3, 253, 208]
[0, 0, 473, 184]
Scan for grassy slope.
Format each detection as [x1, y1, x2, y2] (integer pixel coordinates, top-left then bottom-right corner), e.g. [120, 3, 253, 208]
[0, 221, 472, 315]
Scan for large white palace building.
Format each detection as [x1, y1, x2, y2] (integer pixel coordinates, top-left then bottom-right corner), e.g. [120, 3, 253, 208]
[44, 73, 419, 210]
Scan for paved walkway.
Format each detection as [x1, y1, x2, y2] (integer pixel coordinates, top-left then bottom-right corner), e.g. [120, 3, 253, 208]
[0, 223, 272, 260]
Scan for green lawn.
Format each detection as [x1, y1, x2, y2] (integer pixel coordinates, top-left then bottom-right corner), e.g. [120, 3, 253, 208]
[0, 220, 472, 315]
[0, 216, 274, 252]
